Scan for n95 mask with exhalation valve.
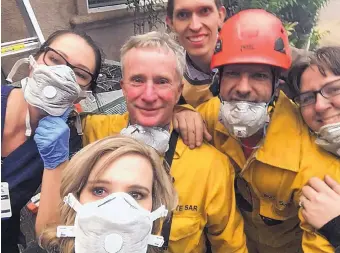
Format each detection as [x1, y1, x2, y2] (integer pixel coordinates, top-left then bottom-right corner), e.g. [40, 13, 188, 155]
[120, 124, 170, 155]
[7, 55, 92, 136]
[218, 101, 270, 138]
[7, 55, 91, 116]
[57, 192, 168, 253]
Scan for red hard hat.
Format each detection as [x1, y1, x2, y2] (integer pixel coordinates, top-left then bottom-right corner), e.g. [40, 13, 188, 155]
[211, 9, 292, 71]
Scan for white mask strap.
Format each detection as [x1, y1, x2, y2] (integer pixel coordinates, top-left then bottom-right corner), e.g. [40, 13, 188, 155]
[25, 108, 32, 137]
[63, 193, 82, 212]
[28, 55, 38, 68]
[150, 205, 168, 221]
[57, 225, 75, 238]
[57, 194, 80, 238]
[75, 112, 83, 135]
[6, 58, 30, 83]
[148, 235, 165, 247]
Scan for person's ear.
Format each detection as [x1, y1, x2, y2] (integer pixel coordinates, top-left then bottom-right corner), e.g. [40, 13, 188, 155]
[120, 80, 127, 97]
[218, 6, 226, 27]
[166, 16, 175, 32]
[175, 81, 184, 103]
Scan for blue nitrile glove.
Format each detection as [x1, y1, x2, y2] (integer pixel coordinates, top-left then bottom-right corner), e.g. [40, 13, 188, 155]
[34, 108, 71, 169]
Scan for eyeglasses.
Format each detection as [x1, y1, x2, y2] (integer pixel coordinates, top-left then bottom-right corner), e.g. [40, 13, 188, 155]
[294, 79, 340, 107]
[43, 47, 94, 87]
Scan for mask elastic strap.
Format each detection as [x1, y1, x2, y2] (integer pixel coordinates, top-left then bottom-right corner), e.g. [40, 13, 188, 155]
[148, 235, 165, 247]
[57, 226, 75, 238]
[150, 205, 168, 222]
[25, 108, 32, 137]
[146, 205, 169, 247]
[28, 55, 38, 68]
[267, 86, 278, 109]
[71, 108, 83, 135]
[268, 77, 281, 108]
[6, 58, 30, 83]
[75, 114, 83, 135]
[63, 193, 82, 213]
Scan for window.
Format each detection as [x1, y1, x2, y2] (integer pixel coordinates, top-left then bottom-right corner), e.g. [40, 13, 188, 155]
[87, 0, 128, 13]
[86, 0, 167, 14]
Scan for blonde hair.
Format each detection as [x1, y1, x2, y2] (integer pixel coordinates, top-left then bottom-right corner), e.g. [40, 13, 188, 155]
[40, 135, 177, 253]
[120, 31, 186, 81]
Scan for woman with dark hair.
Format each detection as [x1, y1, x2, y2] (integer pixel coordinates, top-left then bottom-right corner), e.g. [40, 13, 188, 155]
[288, 46, 340, 252]
[34, 30, 102, 92]
[1, 29, 102, 252]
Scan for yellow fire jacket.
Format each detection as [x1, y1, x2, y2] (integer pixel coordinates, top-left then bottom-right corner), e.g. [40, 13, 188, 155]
[197, 92, 340, 253]
[82, 113, 248, 253]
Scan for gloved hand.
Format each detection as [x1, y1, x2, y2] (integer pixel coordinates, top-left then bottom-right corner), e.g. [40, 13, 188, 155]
[34, 108, 71, 169]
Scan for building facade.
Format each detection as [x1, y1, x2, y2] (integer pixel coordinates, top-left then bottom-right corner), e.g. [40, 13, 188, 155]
[1, 0, 166, 80]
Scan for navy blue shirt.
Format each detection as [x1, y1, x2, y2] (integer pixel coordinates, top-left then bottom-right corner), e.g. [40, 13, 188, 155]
[1, 85, 44, 252]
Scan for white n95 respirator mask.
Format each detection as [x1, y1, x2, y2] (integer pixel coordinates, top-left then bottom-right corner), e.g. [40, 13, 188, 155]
[218, 101, 270, 138]
[7, 55, 91, 115]
[120, 124, 170, 154]
[315, 122, 340, 157]
[7, 55, 91, 136]
[57, 192, 168, 253]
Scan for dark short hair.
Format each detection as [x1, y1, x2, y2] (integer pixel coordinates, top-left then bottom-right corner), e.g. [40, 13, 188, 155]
[312, 46, 340, 76]
[166, 0, 223, 19]
[35, 30, 103, 91]
[287, 46, 340, 94]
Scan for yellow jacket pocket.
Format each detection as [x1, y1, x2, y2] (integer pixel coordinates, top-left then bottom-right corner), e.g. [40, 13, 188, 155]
[169, 214, 203, 253]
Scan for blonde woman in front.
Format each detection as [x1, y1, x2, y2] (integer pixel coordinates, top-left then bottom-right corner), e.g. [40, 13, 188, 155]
[39, 135, 177, 253]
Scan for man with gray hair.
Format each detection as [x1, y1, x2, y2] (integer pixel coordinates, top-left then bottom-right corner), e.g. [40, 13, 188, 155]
[82, 31, 248, 252]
